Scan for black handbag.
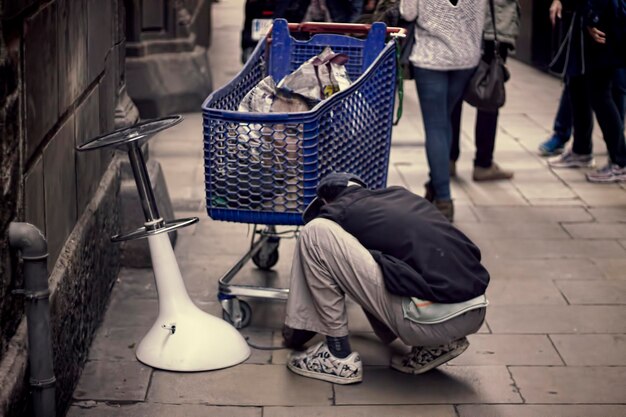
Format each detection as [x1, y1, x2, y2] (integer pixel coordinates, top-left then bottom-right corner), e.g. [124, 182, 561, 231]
[463, 0, 509, 112]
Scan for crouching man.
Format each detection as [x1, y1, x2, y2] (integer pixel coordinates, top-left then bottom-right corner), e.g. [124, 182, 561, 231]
[284, 172, 489, 384]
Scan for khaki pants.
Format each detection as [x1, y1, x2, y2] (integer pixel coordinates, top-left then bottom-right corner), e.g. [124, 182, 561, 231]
[285, 218, 485, 347]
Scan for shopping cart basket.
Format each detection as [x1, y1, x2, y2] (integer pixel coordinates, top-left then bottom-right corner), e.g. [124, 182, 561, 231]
[202, 19, 404, 328]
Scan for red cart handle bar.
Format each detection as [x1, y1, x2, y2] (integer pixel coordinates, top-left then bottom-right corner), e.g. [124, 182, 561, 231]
[286, 22, 407, 37]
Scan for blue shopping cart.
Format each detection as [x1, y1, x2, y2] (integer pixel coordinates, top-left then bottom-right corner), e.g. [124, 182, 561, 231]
[202, 19, 404, 327]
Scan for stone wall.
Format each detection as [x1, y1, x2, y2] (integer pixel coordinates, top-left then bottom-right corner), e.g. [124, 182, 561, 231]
[0, 0, 126, 415]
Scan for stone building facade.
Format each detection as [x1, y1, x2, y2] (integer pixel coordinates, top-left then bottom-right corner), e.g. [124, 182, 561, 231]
[1, 0, 212, 414]
[0, 0, 126, 415]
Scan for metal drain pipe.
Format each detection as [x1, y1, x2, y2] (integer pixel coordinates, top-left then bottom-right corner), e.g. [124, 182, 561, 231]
[8, 222, 56, 417]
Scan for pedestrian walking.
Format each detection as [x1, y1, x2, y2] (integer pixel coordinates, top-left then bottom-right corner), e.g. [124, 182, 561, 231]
[400, 0, 487, 221]
[547, 0, 626, 182]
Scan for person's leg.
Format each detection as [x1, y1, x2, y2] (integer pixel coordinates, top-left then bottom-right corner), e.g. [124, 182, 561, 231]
[585, 68, 626, 182]
[413, 67, 453, 207]
[450, 97, 462, 165]
[553, 82, 574, 140]
[549, 74, 596, 168]
[447, 67, 475, 168]
[612, 68, 626, 124]
[285, 218, 378, 384]
[472, 44, 513, 180]
[472, 40, 499, 169]
[539, 82, 573, 156]
[569, 75, 594, 156]
[474, 110, 498, 169]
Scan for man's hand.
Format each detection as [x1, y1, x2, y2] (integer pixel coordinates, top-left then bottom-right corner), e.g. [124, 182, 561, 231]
[550, 0, 562, 26]
[587, 26, 606, 44]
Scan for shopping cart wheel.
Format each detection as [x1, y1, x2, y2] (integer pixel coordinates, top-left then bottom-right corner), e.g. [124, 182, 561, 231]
[252, 236, 280, 270]
[222, 298, 252, 329]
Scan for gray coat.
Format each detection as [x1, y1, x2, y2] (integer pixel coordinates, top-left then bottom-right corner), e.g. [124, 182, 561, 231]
[483, 0, 521, 47]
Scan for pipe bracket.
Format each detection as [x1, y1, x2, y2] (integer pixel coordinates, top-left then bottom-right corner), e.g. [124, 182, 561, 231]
[29, 376, 56, 389]
[20, 253, 50, 261]
[12, 288, 51, 301]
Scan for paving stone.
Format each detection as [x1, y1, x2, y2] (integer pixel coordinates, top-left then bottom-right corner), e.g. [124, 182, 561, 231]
[334, 366, 521, 404]
[550, 334, 626, 365]
[67, 404, 261, 417]
[528, 198, 585, 206]
[240, 327, 273, 364]
[264, 405, 456, 417]
[562, 222, 626, 239]
[571, 184, 626, 206]
[514, 182, 575, 200]
[486, 306, 626, 333]
[24, 155, 45, 233]
[43, 115, 77, 267]
[510, 366, 626, 403]
[58, 0, 87, 112]
[588, 207, 626, 222]
[75, 87, 102, 213]
[472, 206, 592, 223]
[457, 404, 626, 417]
[148, 364, 333, 406]
[88, 326, 145, 361]
[459, 180, 528, 206]
[555, 280, 626, 304]
[481, 239, 625, 259]
[101, 296, 158, 329]
[486, 279, 566, 305]
[456, 222, 570, 240]
[596, 258, 626, 279]
[112, 268, 156, 300]
[449, 335, 562, 366]
[73, 360, 151, 401]
[24, 1, 58, 159]
[482, 258, 604, 280]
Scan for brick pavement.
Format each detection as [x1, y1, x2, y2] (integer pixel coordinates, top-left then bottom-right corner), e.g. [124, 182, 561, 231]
[67, 1, 626, 415]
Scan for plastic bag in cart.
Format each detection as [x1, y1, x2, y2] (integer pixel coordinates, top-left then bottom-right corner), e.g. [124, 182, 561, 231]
[278, 46, 352, 101]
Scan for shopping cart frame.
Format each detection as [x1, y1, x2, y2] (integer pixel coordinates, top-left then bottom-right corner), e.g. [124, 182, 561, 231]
[205, 20, 405, 328]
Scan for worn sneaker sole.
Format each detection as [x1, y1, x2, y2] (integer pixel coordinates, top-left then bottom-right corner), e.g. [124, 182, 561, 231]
[549, 160, 596, 169]
[390, 341, 470, 375]
[287, 362, 363, 385]
[586, 173, 626, 183]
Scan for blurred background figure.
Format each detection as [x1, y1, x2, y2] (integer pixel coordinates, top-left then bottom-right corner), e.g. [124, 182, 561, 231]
[449, 0, 521, 182]
[538, 71, 626, 157]
[546, 0, 626, 182]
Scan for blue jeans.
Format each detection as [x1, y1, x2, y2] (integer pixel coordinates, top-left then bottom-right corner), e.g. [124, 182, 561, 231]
[413, 66, 475, 200]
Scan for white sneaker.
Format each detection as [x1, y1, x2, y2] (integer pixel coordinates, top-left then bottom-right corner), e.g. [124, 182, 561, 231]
[391, 337, 470, 375]
[287, 341, 363, 384]
[586, 163, 626, 183]
[548, 150, 595, 169]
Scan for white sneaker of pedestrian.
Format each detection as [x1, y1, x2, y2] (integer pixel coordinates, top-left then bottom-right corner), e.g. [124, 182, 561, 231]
[391, 337, 470, 375]
[586, 163, 626, 183]
[287, 341, 363, 384]
[548, 150, 595, 169]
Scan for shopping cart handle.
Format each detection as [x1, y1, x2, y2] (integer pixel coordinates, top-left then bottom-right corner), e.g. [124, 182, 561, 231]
[287, 22, 407, 37]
